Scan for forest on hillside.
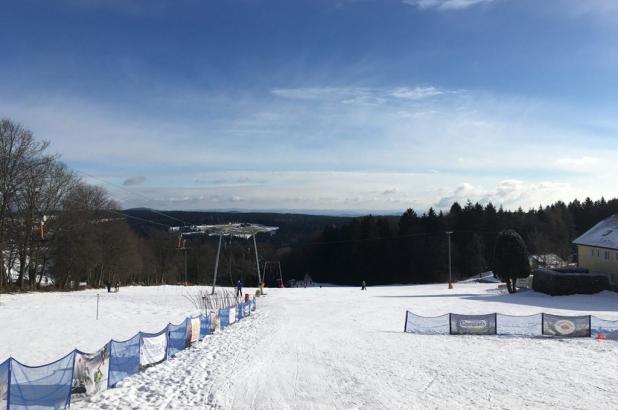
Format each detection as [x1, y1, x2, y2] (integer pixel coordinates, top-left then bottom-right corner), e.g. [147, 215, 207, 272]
[3, 118, 617, 291]
[283, 198, 618, 286]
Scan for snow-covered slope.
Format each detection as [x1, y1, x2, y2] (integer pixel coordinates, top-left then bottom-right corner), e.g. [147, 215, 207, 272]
[2, 283, 618, 409]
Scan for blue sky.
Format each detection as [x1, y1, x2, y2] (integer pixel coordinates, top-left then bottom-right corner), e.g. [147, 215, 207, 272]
[1, 0, 617, 213]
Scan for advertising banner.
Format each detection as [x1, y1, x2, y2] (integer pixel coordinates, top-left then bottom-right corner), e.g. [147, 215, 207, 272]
[190, 317, 200, 344]
[543, 314, 590, 337]
[140, 332, 167, 367]
[450, 313, 497, 335]
[72, 346, 109, 398]
[229, 306, 237, 325]
[210, 310, 220, 333]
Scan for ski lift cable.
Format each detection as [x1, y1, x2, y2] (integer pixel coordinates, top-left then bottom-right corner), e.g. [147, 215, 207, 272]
[308, 228, 505, 246]
[60, 195, 173, 229]
[0, 149, 190, 229]
[70, 168, 195, 227]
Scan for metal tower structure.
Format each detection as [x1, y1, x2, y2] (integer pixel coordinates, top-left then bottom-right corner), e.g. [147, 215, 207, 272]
[170, 223, 278, 294]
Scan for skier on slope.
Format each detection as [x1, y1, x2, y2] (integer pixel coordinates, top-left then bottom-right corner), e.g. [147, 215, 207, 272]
[236, 280, 243, 298]
[361, 280, 367, 291]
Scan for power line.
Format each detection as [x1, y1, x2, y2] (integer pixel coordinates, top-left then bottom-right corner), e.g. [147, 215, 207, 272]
[308, 228, 504, 246]
[0, 150, 195, 227]
[71, 169, 194, 227]
[55, 195, 173, 229]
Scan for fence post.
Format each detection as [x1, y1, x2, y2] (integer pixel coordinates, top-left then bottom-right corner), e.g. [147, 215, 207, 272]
[106, 341, 113, 389]
[493, 313, 498, 335]
[588, 315, 592, 338]
[541, 313, 545, 336]
[448, 313, 453, 335]
[96, 293, 100, 320]
[7, 358, 12, 410]
[138, 332, 143, 370]
[404, 311, 409, 333]
[66, 350, 78, 409]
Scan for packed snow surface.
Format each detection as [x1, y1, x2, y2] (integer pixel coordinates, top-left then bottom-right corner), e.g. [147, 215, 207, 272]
[2, 283, 618, 409]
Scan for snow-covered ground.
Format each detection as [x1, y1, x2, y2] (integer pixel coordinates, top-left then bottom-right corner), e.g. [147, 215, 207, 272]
[2, 283, 618, 409]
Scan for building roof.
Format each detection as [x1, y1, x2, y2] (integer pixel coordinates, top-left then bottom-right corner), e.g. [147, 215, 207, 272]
[170, 222, 278, 239]
[529, 253, 566, 267]
[573, 214, 618, 250]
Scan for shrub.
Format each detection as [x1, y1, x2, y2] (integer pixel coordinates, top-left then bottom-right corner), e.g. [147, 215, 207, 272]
[493, 229, 531, 293]
[532, 269, 610, 296]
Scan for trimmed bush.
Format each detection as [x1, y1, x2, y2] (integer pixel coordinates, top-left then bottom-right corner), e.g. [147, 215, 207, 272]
[493, 229, 531, 293]
[532, 269, 610, 296]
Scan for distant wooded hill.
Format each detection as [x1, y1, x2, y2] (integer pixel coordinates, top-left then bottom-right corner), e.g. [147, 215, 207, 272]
[122, 209, 352, 249]
[123, 197, 618, 287]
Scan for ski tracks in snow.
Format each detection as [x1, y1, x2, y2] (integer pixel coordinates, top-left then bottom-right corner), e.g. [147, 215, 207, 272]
[73, 285, 618, 409]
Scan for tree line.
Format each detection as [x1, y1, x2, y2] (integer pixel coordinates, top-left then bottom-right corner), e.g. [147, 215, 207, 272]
[0, 119, 282, 292]
[3, 117, 617, 291]
[284, 198, 618, 285]
[0, 121, 190, 290]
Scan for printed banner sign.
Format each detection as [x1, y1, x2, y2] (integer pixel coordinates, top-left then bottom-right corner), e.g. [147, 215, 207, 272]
[210, 311, 220, 332]
[72, 346, 110, 398]
[243, 303, 250, 317]
[543, 314, 590, 337]
[184, 322, 192, 349]
[229, 307, 237, 325]
[140, 332, 167, 367]
[190, 318, 200, 343]
[450, 314, 496, 335]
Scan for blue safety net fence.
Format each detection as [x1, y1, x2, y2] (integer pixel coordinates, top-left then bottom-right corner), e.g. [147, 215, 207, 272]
[199, 315, 211, 339]
[9, 352, 74, 410]
[167, 320, 188, 358]
[405, 310, 618, 339]
[0, 295, 257, 409]
[108, 334, 140, 388]
[1, 359, 10, 410]
[219, 307, 231, 329]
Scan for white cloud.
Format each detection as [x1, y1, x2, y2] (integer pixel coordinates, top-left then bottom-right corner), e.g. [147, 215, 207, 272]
[403, 0, 494, 11]
[122, 176, 146, 186]
[271, 86, 447, 104]
[270, 87, 352, 100]
[389, 86, 444, 100]
[554, 156, 600, 169]
[3, 84, 618, 213]
[434, 179, 579, 210]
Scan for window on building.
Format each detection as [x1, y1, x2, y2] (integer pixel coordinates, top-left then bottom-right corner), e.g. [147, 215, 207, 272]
[596, 249, 600, 257]
[591, 248, 595, 256]
[604, 251, 610, 260]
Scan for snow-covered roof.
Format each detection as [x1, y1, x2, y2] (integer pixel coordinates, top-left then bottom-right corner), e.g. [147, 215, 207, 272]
[573, 214, 618, 250]
[529, 254, 566, 266]
[170, 222, 278, 239]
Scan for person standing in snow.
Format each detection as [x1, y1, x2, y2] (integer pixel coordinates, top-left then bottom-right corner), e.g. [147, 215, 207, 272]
[236, 280, 243, 297]
[361, 280, 367, 291]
